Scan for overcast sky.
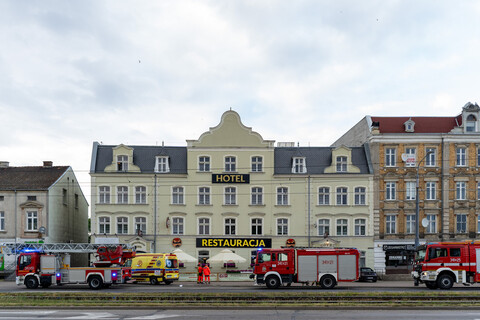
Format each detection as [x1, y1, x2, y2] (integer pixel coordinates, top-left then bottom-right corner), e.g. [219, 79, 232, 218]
[1, 1, 480, 205]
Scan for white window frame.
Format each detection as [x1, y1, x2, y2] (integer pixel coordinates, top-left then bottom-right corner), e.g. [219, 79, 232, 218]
[251, 156, 263, 172]
[251, 186, 263, 205]
[98, 217, 110, 234]
[292, 157, 307, 173]
[318, 187, 330, 205]
[456, 214, 467, 233]
[99, 186, 110, 204]
[225, 156, 236, 172]
[385, 182, 396, 201]
[425, 148, 436, 167]
[385, 148, 396, 167]
[426, 182, 436, 200]
[225, 218, 236, 235]
[354, 218, 366, 236]
[406, 215, 416, 234]
[456, 147, 467, 167]
[135, 186, 147, 204]
[354, 187, 366, 205]
[224, 186, 237, 205]
[251, 218, 263, 235]
[172, 186, 185, 205]
[172, 217, 184, 235]
[317, 219, 330, 236]
[155, 156, 170, 173]
[277, 187, 288, 205]
[405, 181, 416, 201]
[198, 217, 210, 235]
[117, 217, 128, 234]
[117, 186, 128, 204]
[385, 215, 396, 234]
[466, 114, 477, 132]
[117, 155, 128, 172]
[336, 187, 348, 205]
[405, 148, 416, 167]
[135, 217, 147, 234]
[336, 156, 347, 172]
[456, 181, 466, 200]
[426, 214, 436, 234]
[336, 219, 348, 236]
[0, 211, 4, 231]
[277, 218, 288, 236]
[198, 187, 210, 205]
[198, 156, 210, 172]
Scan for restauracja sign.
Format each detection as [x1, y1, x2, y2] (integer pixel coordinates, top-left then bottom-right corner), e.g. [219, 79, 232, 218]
[196, 238, 272, 248]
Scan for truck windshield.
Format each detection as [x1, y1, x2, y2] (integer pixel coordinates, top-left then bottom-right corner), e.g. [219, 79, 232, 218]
[165, 258, 178, 268]
[258, 253, 272, 263]
[415, 247, 427, 262]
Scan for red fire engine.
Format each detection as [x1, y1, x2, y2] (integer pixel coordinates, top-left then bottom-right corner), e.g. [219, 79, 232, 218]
[252, 247, 360, 289]
[412, 241, 480, 290]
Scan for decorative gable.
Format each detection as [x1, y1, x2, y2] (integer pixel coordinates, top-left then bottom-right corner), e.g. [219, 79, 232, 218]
[104, 144, 141, 173]
[324, 146, 360, 173]
[404, 118, 415, 132]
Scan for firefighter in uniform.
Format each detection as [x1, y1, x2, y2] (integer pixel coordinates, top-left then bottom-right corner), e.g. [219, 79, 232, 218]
[203, 264, 211, 284]
[197, 263, 203, 284]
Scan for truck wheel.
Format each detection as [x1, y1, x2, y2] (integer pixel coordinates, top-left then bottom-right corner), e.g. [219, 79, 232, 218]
[150, 277, 158, 285]
[164, 280, 173, 285]
[265, 276, 280, 289]
[319, 275, 336, 289]
[437, 274, 454, 290]
[425, 281, 437, 289]
[25, 276, 39, 289]
[88, 276, 103, 290]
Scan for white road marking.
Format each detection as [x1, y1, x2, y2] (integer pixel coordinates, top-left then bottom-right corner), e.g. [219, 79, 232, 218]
[128, 314, 181, 319]
[65, 312, 118, 319]
[0, 311, 56, 315]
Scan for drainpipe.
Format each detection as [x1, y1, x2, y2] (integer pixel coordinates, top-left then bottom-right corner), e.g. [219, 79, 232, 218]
[440, 136, 445, 239]
[14, 190, 17, 270]
[308, 175, 311, 247]
[153, 174, 157, 252]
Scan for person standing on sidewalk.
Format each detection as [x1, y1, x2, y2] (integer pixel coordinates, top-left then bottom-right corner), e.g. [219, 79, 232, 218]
[203, 264, 211, 284]
[197, 263, 203, 284]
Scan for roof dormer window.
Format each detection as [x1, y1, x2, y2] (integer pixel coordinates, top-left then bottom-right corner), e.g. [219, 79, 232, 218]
[117, 155, 128, 172]
[155, 156, 170, 173]
[466, 114, 477, 132]
[292, 157, 307, 173]
[404, 118, 415, 133]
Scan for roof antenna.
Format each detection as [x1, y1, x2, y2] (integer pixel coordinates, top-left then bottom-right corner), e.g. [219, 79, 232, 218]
[162, 141, 164, 147]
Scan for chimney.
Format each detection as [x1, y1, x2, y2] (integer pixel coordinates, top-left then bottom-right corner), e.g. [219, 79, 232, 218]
[43, 161, 53, 167]
[0, 161, 9, 168]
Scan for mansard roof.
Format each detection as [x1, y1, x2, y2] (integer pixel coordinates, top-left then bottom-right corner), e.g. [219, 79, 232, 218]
[370, 116, 461, 133]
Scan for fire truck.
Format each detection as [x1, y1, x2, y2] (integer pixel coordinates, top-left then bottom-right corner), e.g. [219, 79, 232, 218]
[412, 240, 480, 290]
[1, 243, 134, 290]
[252, 247, 360, 289]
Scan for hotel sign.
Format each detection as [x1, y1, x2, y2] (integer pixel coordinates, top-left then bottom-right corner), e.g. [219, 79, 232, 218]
[212, 174, 250, 184]
[196, 238, 272, 248]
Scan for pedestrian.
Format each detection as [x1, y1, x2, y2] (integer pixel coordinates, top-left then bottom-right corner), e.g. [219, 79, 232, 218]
[203, 264, 211, 284]
[197, 263, 203, 284]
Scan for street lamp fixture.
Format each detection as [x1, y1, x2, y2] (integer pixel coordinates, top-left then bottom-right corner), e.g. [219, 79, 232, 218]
[415, 150, 434, 249]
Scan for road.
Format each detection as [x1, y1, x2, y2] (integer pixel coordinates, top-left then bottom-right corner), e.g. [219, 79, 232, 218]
[1, 309, 480, 320]
[1, 280, 480, 292]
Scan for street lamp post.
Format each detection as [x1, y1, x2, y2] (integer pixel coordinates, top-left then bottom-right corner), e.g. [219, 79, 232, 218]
[415, 151, 434, 249]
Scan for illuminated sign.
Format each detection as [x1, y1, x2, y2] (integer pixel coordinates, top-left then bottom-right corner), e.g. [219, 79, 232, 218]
[196, 238, 272, 248]
[212, 174, 250, 184]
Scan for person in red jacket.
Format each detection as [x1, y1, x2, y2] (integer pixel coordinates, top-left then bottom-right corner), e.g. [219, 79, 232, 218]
[197, 263, 203, 284]
[203, 264, 211, 284]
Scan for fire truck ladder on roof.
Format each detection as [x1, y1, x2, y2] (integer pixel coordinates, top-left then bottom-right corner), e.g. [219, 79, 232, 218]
[0, 243, 134, 255]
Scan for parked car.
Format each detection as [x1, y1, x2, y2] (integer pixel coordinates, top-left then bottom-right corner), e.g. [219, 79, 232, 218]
[358, 267, 378, 282]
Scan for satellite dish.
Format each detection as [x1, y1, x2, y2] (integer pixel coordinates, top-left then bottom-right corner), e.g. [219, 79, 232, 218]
[421, 218, 429, 228]
[39, 226, 46, 234]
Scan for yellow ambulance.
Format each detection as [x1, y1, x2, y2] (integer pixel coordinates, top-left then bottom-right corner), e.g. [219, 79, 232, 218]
[130, 253, 179, 285]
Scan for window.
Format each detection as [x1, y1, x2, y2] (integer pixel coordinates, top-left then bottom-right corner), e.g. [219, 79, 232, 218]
[277, 187, 288, 205]
[172, 187, 184, 205]
[62, 188, 68, 205]
[172, 217, 184, 235]
[406, 215, 416, 234]
[26, 211, 38, 231]
[426, 214, 436, 233]
[456, 147, 467, 167]
[478, 182, 480, 200]
[225, 218, 236, 235]
[405, 148, 416, 167]
[456, 214, 467, 233]
[251, 187, 263, 205]
[0, 196, 4, 201]
[318, 187, 330, 205]
[117, 217, 128, 234]
[198, 218, 210, 235]
[354, 187, 366, 205]
[117, 155, 128, 172]
[405, 182, 416, 201]
[251, 218, 263, 235]
[336, 219, 348, 236]
[27, 195, 37, 201]
[224, 187, 236, 205]
[198, 156, 210, 172]
[155, 156, 169, 173]
[478, 147, 480, 167]
[292, 157, 306, 173]
[426, 182, 436, 200]
[317, 219, 330, 236]
[336, 187, 348, 205]
[198, 250, 210, 264]
[354, 218, 366, 236]
[198, 187, 210, 205]
[251, 156, 263, 172]
[99, 186, 110, 204]
[426, 148, 436, 167]
[385, 215, 396, 234]
[450, 248, 461, 257]
[456, 182, 466, 200]
[336, 156, 347, 172]
[277, 218, 288, 235]
[385, 182, 396, 200]
[135, 217, 146, 234]
[225, 156, 236, 172]
[75, 194, 79, 208]
[98, 217, 110, 234]
[135, 186, 147, 204]
[385, 148, 396, 167]
[466, 114, 477, 132]
[117, 186, 128, 204]
[0, 211, 4, 231]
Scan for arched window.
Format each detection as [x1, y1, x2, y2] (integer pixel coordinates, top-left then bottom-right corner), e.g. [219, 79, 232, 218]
[466, 114, 477, 132]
